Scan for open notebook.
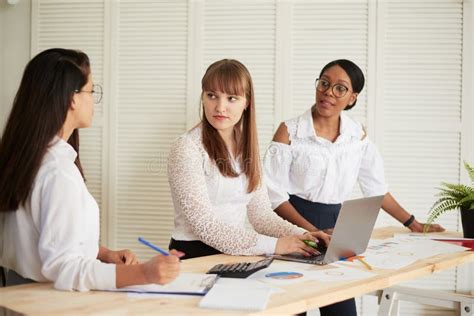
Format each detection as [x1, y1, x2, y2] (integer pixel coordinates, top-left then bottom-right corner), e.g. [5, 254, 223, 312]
[106, 273, 218, 296]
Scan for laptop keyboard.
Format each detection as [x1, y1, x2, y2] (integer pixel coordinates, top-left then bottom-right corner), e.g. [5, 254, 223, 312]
[284, 246, 327, 263]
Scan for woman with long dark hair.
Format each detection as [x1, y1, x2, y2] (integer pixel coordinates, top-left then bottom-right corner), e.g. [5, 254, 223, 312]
[168, 59, 330, 259]
[0, 48, 181, 290]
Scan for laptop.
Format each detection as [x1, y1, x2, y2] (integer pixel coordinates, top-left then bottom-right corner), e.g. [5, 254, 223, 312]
[273, 195, 384, 265]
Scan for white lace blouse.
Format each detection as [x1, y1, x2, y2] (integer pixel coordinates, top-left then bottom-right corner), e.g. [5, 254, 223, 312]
[263, 109, 388, 209]
[168, 126, 306, 256]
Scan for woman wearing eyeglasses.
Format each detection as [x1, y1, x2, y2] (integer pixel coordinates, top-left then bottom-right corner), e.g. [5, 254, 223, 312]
[263, 59, 444, 315]
[0, 48, 181, 290]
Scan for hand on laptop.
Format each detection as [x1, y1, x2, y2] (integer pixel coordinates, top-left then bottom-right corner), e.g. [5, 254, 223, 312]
[304, 231, 331, 247]
[322, 228, 334, 235]
[275, 234, 321, 256]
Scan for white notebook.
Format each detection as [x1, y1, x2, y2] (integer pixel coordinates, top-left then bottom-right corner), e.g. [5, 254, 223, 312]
[199, 283, 272, 311]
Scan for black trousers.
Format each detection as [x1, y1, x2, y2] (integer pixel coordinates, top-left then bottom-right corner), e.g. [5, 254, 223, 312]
[169, 238, 221, 260]
[289, 194, 357, 316]
[0, 267, 34, 287]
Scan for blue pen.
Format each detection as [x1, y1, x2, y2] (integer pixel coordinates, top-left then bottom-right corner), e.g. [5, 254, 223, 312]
[138, 237, 169, 256]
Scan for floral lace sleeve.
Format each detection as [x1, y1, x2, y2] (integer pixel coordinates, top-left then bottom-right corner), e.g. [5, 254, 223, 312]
[247, 182, 306, 238]
[168, 135, 265, 255]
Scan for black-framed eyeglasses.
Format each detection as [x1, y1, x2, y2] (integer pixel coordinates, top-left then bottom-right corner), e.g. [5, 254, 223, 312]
[74, 84, 103, 104]
[315, 78, 351, 98]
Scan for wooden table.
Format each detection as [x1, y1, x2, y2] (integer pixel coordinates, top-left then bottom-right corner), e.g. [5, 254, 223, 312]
[1, 227, 473, 315]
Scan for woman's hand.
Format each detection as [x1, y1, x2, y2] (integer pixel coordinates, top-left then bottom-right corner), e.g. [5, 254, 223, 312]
[142, 250, 183, 285]
[323, 228, 334, 235]
[304, 231, 331, 246]
[99, 247, 139, 265]
[409, 220, 445, 233]
[275, 234, 320, 256]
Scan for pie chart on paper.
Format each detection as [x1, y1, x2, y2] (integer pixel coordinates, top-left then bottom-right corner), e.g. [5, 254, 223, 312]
[265, 272, 304, 280]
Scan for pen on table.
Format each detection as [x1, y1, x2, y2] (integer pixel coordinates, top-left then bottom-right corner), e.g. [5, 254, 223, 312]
[357, 257, 373, 270]
[138, 237, 169, 256]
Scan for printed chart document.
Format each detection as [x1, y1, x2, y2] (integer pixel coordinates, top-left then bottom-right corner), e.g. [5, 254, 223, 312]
[107, 273, 218, 296]
[304, 264, 376, 282]
[363, 237, 469, 270]
[394, 233, 474, 241]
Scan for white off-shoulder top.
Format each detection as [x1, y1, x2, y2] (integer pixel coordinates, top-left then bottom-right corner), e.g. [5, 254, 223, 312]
[263, 109, 388, 209]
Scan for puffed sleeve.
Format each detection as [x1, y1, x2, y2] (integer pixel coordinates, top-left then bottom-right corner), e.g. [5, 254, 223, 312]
[358, 138, 388, 197]
[37, 169, 115, 291]
[168, 136, 280, 256]
[263, 141, 293, 210]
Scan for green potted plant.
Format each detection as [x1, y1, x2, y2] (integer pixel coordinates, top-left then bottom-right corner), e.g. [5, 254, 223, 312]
[425, 161, 474, 237]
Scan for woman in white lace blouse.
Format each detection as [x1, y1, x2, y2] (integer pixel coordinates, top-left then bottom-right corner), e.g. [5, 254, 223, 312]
[168, 59, 330, 259]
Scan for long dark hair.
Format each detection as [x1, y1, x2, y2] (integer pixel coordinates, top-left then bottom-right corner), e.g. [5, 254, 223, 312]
[319, 59, 365, 110]
[201, 59, 261, 193]
[0, 48, 90, 212]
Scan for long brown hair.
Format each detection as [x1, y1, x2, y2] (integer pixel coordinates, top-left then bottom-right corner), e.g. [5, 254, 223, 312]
[0, 48, 90, 212]
[201, 59, 261, 193]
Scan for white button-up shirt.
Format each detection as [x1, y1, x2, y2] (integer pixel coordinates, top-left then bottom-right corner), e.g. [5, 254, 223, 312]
[264, 109, 388, 209]
[0, 137, 115, 291]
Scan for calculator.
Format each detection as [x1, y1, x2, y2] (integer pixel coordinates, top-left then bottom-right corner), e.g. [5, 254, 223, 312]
[206, 257, 274, 278]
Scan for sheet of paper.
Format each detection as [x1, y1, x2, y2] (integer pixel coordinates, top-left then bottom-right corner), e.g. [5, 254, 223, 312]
[199, 283, 272, 311]
[393, 233, 474, 241]
[248, 260, 314, 286]
[362, 237, 469, 270]
[215, 278, 284, 294]
[304, 264, 376, 282]
[127, 293, 191, 299]
[107, 273, 217, 295]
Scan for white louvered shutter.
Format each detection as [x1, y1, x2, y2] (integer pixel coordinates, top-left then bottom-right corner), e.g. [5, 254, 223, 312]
[202, 0, 277, 153]
[30, 2, 472, 314]
[373, 1, 464, 315]
[291, 0, 369, 125]
[112, 0, 188, 259]
[32, 0, 106, 235]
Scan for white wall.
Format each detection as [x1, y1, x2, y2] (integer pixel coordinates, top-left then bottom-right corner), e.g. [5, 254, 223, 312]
[0, 0, 30, 131]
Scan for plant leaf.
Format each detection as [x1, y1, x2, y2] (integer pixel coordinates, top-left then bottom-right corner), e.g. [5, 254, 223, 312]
[436, 188, 466, 200]
[465, 161, 474, 186]
[426, 199, 459, 233]
[441, 182, 474, 196]
[426, 163, 474, 233]
[430, 196, 454, 209]
[458, 194, 474, 207]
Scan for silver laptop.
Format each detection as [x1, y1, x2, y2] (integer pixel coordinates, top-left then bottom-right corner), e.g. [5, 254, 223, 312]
[273, 195, 384, 265]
